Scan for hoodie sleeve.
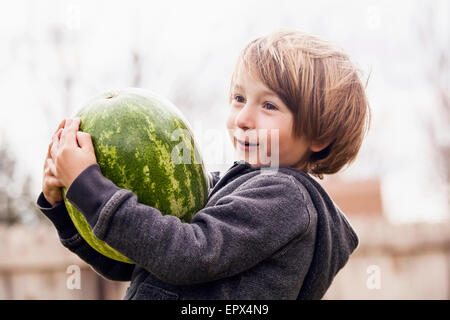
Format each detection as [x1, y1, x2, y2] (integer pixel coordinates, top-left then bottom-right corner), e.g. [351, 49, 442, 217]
[65, 164, 312, 285]
[36, 193, 134, 281]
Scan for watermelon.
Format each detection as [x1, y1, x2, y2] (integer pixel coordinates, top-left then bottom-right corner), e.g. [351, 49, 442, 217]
[62, 88, 210, 264]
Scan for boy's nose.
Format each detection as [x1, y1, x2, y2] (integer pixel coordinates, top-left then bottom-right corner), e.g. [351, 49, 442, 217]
[235, 104, 255, 130]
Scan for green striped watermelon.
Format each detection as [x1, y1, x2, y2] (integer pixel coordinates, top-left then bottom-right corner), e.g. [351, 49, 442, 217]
[62, 88, 209, 264]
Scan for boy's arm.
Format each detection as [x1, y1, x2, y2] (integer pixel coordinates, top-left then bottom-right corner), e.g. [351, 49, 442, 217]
[65, 164, 312, 286]
[37, 193, 134, 281]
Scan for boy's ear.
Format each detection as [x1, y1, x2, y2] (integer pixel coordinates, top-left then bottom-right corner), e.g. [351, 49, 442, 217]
[310, 140, 331, 153]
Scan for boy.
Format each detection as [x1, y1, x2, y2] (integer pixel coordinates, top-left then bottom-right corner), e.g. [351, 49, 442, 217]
[38, 30, 370, 299]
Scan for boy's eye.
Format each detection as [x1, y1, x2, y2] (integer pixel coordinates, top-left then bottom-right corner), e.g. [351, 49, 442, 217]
[263, 102, 278, 110]
[234, 95, 245, 103]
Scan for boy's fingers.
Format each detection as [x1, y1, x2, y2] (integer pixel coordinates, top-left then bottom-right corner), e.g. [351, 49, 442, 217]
[46, 158, 57, 177]
[57, 128, 63, 139]
[44, 158, 52, 174]
[47, 121, 64, 160]
[51, 129, 62, 159]
[60, 118, 81, 148]
[77, 132, 94, 152]
[46, 140, 53, 159]
[46, 175, 64, 188]
[52, 127, 62, 141]
[54, 119, 66, 135]
[44, 166, 52, 177]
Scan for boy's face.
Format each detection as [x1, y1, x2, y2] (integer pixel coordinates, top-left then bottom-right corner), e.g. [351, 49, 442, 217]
[227, 69, 313, 170]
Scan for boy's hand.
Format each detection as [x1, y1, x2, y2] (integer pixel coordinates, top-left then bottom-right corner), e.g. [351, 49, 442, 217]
[42, 119, 66, 206]
[51, 118, 97, 189]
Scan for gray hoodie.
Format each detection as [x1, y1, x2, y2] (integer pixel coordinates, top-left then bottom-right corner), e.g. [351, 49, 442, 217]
[37, 160, 358, 300]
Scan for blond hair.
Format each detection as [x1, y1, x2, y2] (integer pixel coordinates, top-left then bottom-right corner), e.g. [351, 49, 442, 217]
[230, 30, 371, 179]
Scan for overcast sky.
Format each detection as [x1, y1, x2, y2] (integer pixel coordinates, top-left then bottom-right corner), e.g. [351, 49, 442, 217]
[0, 0, 448, 223]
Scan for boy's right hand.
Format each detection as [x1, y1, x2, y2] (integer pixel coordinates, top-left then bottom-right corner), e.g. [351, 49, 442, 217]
[42, 119, 66, 206]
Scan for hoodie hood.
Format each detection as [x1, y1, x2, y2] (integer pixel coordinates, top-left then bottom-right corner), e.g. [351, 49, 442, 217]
[275, 166, 359, 299]
[211, 161, 359, 299]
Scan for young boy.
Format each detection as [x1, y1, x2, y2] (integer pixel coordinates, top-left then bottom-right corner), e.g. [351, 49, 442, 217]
[37, 30, 370, 300]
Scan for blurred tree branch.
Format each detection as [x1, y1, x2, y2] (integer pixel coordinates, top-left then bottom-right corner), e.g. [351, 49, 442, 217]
[0, 136, 42, 225]
[417, 1, 450, 187]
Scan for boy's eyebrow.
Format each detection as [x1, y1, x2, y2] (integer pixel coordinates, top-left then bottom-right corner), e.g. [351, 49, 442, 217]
[232, 83, 278, 98]
[232, 84, 244, 92]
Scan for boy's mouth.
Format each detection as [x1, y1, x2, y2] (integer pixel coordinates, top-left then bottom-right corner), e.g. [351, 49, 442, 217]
[236, 138, 259, 150]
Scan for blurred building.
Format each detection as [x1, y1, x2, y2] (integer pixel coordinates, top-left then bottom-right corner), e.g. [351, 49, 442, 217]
[320, 177, 384, 218]
[320, 177, 450, 299]
[0, 223, 128, 299]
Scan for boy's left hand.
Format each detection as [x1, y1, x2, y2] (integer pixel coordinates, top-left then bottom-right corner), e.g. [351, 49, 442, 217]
[51, 118, 97, 189]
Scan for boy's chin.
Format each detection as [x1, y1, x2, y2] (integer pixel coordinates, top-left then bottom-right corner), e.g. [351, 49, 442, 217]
[234, 151, 277, 168]
[234, 149, 256, 164]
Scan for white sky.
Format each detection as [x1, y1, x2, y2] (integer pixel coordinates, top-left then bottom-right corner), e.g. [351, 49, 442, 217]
[0, 0, 448, 223]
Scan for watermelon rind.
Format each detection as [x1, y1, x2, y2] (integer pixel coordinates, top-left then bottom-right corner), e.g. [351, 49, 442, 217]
[62, 88, 209, 264]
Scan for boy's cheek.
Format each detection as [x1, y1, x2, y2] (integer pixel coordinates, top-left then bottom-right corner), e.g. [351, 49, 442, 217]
[225, 113, 235, 130]
[226, 121, 236, 144]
